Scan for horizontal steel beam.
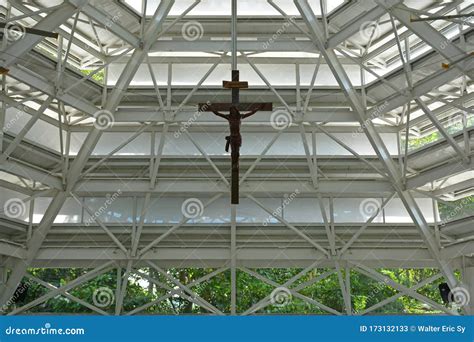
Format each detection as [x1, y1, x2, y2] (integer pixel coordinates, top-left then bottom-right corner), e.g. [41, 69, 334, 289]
[7, 65, 99, 115]
[150, 39, 318, 52]
[1, 246, 464, 269]
[0, 160, 62, 189]
[74, 179, 393, 195]
[106, 55, 357, 65]
[112, 108, 359, 123]
[0, 241, 26, 259]
[432, 179, 474, 196]
[406, 158, 474, 189]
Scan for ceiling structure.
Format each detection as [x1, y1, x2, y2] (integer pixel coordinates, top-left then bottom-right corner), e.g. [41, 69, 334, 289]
[0, 0, 473, 315]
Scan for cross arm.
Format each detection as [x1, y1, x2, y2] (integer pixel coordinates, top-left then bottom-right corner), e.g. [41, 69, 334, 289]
[207, 105, 229, 120]
[241, 103, 265, 118]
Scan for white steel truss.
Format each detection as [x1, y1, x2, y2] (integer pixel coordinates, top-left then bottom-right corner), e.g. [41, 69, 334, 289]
[0, 0, 472, 315]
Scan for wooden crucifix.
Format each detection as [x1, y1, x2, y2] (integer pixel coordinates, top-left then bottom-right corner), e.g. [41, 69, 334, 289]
[198, 0, 271, 204]
[199, 70, 272, 204]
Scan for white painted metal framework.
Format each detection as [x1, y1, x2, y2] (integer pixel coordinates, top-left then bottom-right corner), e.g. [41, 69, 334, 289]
[0, 0, 472, 315]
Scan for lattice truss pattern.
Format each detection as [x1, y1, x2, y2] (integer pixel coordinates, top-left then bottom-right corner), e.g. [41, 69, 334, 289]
[0, 0, 472, 315]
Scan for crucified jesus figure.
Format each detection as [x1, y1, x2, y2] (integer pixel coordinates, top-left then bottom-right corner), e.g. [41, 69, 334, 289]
[208, 104, 263, 155]
[208, 103, 264, 204]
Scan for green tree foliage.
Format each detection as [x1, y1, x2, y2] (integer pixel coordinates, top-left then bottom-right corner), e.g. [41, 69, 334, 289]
[80, 69, 105, 84]
[401, 114, 473, 152]
[7, 267, 457, 315]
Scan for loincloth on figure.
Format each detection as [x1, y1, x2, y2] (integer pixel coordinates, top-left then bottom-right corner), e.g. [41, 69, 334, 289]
[225, 134, 242, 152]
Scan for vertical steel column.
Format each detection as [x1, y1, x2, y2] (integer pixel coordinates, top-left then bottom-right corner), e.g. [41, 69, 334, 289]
[230, 0, 239, 204]
[230, 0, 239, 287]
[230, 205, 237, 314]
[231, 0, 237, 70]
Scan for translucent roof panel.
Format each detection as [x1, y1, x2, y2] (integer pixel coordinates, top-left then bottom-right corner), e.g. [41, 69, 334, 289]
[68, 132, 399, 157]
[107, 62, 377, 86]
[122, 0, 344, 16]
[4, 107, 63, 152]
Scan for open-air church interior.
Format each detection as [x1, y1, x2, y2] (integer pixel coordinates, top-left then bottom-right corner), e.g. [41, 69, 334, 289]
[0, 0, 473, 322]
